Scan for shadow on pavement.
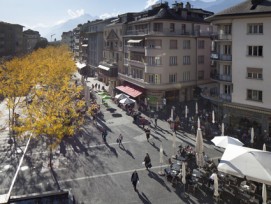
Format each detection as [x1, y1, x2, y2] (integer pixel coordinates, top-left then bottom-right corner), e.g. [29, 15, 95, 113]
[137, 191, 151, 204]
[147, 171, 171, 192]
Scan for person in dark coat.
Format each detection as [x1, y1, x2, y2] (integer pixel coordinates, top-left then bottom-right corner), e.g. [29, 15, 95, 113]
[145, 127, 151, 142]
[131, 170, 139, 191]
[144, 153, 151, 170]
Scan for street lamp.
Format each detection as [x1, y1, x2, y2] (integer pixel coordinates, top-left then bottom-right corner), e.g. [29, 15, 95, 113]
[51, 34, 55, 42]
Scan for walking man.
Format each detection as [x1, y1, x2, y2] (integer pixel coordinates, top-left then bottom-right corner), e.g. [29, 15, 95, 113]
[145, 127, 151, 142]
[154, 113, 158, 128]
[118, 134, 123, 147]
[102, 130, 107, 142]
[131, 170, 139, 191]
[144, 153, 152, 170]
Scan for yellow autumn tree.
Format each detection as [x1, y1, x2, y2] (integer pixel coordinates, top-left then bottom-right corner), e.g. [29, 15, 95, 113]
[14, 45, 90, 166]
[0, 55, 35, 145]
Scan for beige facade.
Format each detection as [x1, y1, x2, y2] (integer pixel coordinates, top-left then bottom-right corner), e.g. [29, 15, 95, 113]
[119, 3, 213, 106]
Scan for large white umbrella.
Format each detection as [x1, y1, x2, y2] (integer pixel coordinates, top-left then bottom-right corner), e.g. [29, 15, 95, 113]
[172, 132, 176, 158]
[185, 106, 188, 118]
[144, 98, 148, 106]
[195, 102, 198, 115]
[197, 118, 201, 129]
[212, 110, 215, 124]
[262, 183, 267, 204]
[156, 102, 159, 112]
[115, 93, 129, 100]
[119, 97, 136, 105]
[213, 173, 219, 197]
[195, 128, 204, 167]
[171, 107, 174, 121]
[221, 123, 224, 136]
[158, 144, 165, 176]
[211, 136, 244, 149]
[263, 143, 266, 151]
[250, 127, 254, 144]
[262, 140, 268, 204]
[218, 144, 271, 185]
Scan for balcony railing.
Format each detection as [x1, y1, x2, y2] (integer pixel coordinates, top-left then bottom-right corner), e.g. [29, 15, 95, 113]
[211, 52, 232, 61]
[220, 94, 231, 102]
[210, 74, 232, 82]
[125, 29, 214, 37]
[212, 33, 232, 40]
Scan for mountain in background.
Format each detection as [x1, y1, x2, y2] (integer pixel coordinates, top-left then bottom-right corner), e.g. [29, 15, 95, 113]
[35, 0, 245, 41]
[35, 14, 98, 41]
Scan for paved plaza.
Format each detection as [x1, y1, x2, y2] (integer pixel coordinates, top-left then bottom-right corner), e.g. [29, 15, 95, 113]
[0, 75, 225, 204]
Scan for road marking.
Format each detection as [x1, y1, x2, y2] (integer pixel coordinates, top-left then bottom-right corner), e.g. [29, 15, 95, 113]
[58, 164, 169, 184]
[28, 141, 133, 155]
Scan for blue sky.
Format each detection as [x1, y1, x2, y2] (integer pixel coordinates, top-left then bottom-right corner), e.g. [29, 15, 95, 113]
[0, 0, 158, 29]
[0, 0, 216, 30]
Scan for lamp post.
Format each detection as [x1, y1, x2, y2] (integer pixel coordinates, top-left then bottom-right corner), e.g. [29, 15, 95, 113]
[51, 34, 55, 42]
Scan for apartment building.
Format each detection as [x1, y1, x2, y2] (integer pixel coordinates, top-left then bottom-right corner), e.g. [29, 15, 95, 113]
[81, 18, 115, 77]
[61, 31, 73, 49]
[72, 25, 82, 61]
[118, 2, 213, 106]
[0, 21, 23, 57]
[207, 0, 271, 136]
[98, 13, 134, 94]
[23, 29, 41, 53]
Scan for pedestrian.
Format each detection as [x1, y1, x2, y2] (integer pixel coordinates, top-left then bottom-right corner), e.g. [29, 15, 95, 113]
[145, 127, 151, 142]
[144, 153, 152, 170]
[117, 134, 123, 146]
[131, 170, 139, 191]
[102, 130, 107, 142]
[154, 113, 158, 127]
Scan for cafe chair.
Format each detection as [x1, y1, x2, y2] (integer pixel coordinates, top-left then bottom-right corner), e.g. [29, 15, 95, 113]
[249, 183, 257, 194]
[187, 183, 197, 194]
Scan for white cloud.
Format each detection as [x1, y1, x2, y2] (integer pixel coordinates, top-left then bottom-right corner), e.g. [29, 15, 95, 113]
[67, 9, 85, 19]
[99, 12, 119, 19]
[145, 0, 158, 9]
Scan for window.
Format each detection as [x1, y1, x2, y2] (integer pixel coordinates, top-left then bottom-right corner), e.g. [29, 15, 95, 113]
[248, 46, 263, 57]
[183, 56, 190, 65]
[170, 23, 175, 32]
[198, 40, 205, 49]
[149, 74, 161, 84]
[170, 40, 177, 49]
[223, 65, 231, 75]
[224, 24, 232, 34]
[183, 71, 190, 81]
[198, 55, 204, 64]
[183, 40, 190, 49]
[224, 85, 231, 94]
[247, 67, 263, 79]
[181, 24, 186, 34]
[248, 23, 263, 34]
[169, 56, 177, 66]
[198, 71, 204, 80]
[153, 23, 163, 32]
[247, 89, 262, 102]
[147, 56, 162, 65]
[224, 45, 231, 55]
[169, 73, 177, 83]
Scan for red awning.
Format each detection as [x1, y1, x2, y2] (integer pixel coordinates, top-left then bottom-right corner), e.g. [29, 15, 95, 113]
[115, 85, 143, 98]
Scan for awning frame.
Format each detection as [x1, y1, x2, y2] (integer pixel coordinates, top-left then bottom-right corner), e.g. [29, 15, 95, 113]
[98, 65, 110, 71]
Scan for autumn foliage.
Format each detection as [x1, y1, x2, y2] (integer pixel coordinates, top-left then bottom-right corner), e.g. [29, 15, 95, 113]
[0, 45, 88, 154]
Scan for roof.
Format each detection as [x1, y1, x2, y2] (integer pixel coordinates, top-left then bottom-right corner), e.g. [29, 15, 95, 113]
[206, 0, 271, 21]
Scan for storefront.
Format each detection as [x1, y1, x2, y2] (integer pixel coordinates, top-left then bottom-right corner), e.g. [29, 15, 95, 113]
[223, 102, 271, 138]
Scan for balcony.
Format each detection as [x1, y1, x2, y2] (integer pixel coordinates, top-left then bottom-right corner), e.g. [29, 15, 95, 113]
[211, 52, 232, 61]
[212, 33, 232, 41]
[126, 59, 145, 68]
[210, 74, 232, 82]
[125, 29, 191, 36]
[118, 73, 195, 90]
[126, 45, 145, 52]
[220, 94, 231, 102]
